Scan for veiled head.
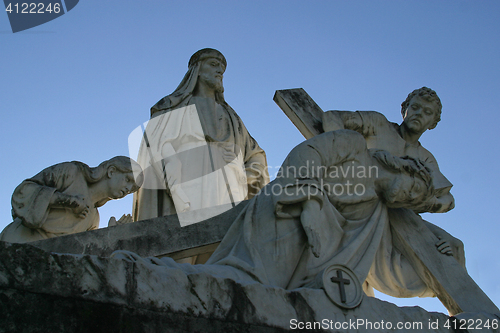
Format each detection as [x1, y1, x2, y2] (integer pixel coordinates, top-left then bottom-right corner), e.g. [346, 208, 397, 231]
[150, 48, 228, 116]
[188, 48, 227, 69]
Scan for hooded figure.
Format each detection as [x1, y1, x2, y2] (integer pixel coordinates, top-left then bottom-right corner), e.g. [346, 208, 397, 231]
[133, 49, 269, 227]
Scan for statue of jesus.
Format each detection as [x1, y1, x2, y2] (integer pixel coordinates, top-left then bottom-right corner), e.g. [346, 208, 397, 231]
[133, 48, 269, 227]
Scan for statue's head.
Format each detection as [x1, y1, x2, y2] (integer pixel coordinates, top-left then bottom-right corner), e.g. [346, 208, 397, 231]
[371, 150, 434, 208]
[150, 48, 228, 116]
[188, 48, 227, 69]
[78, 156, 144, 206]
[401, 87, 442, 131]
[102, 156, 144, 198]
[189, 48, 226, 94]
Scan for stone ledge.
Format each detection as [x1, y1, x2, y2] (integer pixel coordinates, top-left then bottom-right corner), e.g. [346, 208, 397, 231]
[28, 201, 249, 260]
[1, 241, 488, 333]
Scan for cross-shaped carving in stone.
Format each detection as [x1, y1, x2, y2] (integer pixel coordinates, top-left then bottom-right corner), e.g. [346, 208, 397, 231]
[330, 270, 351, 303]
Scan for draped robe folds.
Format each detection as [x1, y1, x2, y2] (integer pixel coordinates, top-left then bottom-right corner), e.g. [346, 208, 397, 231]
[133, 95, 269, 224]
[116, 130, 433, 298]
[0, 162, 99, 243]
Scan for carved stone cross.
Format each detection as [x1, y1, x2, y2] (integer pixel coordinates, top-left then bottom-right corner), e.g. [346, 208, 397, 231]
[274, 88, 499, 316]
[330, 270, 351, 303]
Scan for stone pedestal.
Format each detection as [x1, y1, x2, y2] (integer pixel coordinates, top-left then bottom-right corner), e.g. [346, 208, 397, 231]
[2, 241, 497, 333]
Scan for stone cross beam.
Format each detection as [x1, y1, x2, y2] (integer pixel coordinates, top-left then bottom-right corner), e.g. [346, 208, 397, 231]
[273, 88, 499, 316]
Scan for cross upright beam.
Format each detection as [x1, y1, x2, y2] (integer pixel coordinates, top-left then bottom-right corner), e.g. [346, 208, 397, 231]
[273, 88, 324, 140]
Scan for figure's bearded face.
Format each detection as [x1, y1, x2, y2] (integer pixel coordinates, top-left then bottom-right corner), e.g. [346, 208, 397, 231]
[198, 58, 225, 93]
[383, 174, 427, 208]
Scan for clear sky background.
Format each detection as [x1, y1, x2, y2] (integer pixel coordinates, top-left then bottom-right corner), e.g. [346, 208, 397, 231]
[1, 1, 499, 314]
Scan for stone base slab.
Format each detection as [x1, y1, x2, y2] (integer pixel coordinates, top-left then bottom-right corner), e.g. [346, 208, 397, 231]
[1, 241, 498, 333]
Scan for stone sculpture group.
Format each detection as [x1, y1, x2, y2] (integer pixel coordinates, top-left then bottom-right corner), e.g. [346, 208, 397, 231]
[1, 48, 497, 328]
[114, 129, 443, 300]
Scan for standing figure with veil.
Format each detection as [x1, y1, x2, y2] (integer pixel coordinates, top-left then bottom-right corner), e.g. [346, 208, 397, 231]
[133, 49, 269, 228]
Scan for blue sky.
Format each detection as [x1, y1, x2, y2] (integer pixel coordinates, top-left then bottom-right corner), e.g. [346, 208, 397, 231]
[1, 1, 499, 314]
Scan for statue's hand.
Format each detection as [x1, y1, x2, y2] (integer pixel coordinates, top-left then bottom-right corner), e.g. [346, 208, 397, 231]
[424, 220, 466, 268]
[117, 214, 133, 224]
[108, 214, 133, 227]
[170, 184, 190, 213]
[68, 195, 90, 219]
[435, 236, 453, 256]
[222, 148, 238, 164]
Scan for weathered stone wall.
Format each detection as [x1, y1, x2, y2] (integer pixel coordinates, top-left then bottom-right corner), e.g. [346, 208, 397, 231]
[0, 241, 475, 333]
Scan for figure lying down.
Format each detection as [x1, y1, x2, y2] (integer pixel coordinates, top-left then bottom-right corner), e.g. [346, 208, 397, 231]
[113, 129, 461, 299]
